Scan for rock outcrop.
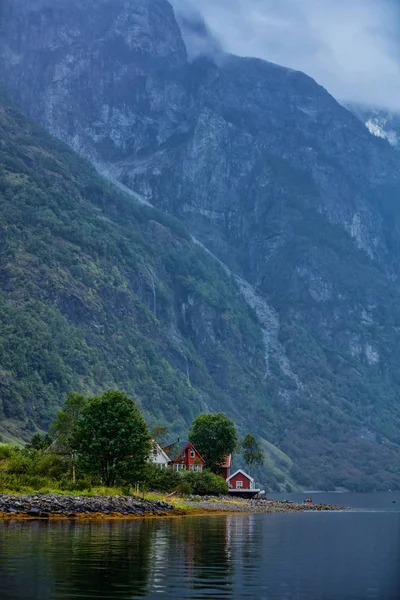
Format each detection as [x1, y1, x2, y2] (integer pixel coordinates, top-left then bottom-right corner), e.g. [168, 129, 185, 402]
[0, 494, 175, 518]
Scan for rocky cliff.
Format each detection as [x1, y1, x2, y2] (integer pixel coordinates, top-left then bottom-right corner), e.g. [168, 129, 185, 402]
[0, 94, 279, 473]
[1, 0, 400, 489]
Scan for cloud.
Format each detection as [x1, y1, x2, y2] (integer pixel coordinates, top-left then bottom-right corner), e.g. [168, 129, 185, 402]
[171, 0, 222, 61]
[171, 0, 400, 111]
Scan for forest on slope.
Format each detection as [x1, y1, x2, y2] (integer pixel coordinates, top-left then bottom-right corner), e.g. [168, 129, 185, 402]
[0, 95, 283, 477]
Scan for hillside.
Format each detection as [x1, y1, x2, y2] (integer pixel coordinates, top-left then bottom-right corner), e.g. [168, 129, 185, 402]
[0, 0, 400, 490]
[0, 96, 286, 467]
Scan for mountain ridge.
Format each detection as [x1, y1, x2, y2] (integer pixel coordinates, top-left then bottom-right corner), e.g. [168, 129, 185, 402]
[0, 0, 400, 489]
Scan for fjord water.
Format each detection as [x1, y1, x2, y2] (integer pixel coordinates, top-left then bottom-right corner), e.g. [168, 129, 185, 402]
[0, 494, 399, 600]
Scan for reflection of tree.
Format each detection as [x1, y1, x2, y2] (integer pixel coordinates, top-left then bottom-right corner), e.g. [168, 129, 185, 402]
[51, 521, 155, 597]
[0, 515, 263, 599]
[0, 520, 155, 598]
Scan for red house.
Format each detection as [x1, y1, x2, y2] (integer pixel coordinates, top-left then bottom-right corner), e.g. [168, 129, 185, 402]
[216, 454, 232, 480]
[163, 441, 205, 473]
[226, 469, 260, 497]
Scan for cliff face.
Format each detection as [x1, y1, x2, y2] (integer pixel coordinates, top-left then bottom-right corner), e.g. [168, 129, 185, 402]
[0, 94, 277, 465]
[1, 0, 400, 489]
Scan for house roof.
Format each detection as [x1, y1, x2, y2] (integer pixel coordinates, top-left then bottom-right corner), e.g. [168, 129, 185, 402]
[163, 441, 205, 463]
[226, 469, 255, 483]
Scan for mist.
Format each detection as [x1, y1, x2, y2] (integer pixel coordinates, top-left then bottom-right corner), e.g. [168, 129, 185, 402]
[171, 0, 400, 112]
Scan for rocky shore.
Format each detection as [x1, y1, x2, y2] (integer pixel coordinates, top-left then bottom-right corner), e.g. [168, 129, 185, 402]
[0, 494, 348, 520]
[0, 494, 177, 520]
[191, 497, 348, 514]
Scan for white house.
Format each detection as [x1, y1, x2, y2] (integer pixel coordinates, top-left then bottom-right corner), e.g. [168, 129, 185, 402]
[149, 441, 170, 468]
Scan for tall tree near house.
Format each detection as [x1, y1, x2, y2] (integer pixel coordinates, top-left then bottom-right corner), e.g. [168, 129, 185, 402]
[52, 391, 87, 483]
[189, 413, 238, 473]
[75, 390, 151, 487]
[241, 434, 265, 476]
[150, 425, 168, 446]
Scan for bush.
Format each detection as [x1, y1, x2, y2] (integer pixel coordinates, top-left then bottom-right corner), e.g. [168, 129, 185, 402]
[181, 471, 228, 496]
[143, 464, 180, 492]
[0, 444, 14, 460]
[142, 466, 228, 496]
[74, 479, 92, 492]
[31, 452, 68, 479]
[176, 479, 193, 496]
[7, 450, 32, 474]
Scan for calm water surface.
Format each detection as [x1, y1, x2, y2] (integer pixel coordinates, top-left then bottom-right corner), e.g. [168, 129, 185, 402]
[0, 493, 399, 600]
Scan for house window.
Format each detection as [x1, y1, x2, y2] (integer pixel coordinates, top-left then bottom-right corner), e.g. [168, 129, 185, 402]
[190, 449, 195, 458]
[174, 464, 186, 472]
[189, 464, 202, 472]
[236, 480, 243, 489]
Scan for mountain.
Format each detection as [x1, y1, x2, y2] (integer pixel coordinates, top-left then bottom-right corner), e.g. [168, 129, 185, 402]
[1, 0, 400, 490]
[0, 91, 295, 480]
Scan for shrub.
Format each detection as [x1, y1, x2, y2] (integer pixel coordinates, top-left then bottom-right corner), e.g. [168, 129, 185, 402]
[176, 479, 193, 496]
[31, 452, 68, 479]
[74, 479, 92, 492]
[7, 450, 32, 474]
[0, 444, 14, 460]
[143, 464, 180, 492]
[181, 470, 228, 496]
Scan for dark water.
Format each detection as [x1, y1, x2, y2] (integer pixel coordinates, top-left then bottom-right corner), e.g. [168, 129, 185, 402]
[0, 493, 399, 600]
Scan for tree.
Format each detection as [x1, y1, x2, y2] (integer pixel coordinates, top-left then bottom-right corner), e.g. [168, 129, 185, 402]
[241, 434, 264, 475]
[27, 433, 53, 451]
[189, 413, 238, 473]
[52, 392, 87, 483]
[150, 424, 168, 446]
[75, 390, 151, 487]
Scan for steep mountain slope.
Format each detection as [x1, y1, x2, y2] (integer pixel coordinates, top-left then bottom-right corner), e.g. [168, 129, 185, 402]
[0, 94, 280, 460]
[1, 0, 400, 489]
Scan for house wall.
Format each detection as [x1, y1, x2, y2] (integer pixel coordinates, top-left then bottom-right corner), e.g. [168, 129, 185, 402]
[217, 466, 231, 480]
[150, 444, 169, 467]
[173, 445, 204, 472]
[228, 472, 252, 490]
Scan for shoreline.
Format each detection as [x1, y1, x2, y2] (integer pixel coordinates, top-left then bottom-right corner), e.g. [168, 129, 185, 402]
[0, 493, 349, 521]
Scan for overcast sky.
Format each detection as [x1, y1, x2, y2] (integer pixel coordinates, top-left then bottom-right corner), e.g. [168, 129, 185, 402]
[171, 0, 400, 111]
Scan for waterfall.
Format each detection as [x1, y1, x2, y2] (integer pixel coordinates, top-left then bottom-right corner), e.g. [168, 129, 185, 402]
[184, 354, 190, 384]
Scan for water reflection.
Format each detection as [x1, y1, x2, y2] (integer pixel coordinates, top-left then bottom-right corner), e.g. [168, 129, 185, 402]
[0, 510, 399, 599]
[0, 515, 260, 599]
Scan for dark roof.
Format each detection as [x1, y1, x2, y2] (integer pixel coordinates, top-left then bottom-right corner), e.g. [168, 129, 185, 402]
[163, 441, 206, 463]
[163, 441, 189, 462]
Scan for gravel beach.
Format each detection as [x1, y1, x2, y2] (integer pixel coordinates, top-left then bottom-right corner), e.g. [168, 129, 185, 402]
[0, 494, 348, 520]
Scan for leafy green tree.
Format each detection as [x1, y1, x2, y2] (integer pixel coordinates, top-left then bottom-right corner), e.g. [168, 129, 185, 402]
[52, 392, 87, 483]
[189, 413, 238, 473]
[241, 434, 265, 475]
[75, 390, 151, 487]
[150, 424, 168, 446]
[27, 433, 53, 451]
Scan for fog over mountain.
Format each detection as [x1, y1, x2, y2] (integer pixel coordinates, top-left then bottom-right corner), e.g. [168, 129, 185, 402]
[172, 0, 400, 111]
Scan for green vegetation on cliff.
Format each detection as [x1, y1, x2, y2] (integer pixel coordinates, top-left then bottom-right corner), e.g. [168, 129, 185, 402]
[0, 95, 399, 491]
[0, 99, 273, 452]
